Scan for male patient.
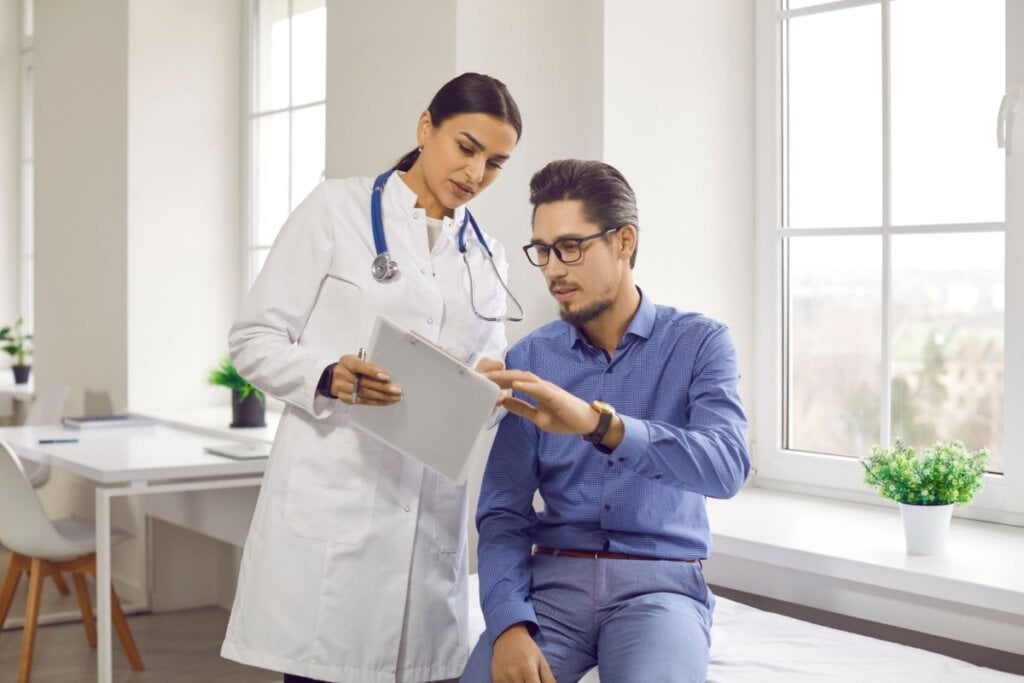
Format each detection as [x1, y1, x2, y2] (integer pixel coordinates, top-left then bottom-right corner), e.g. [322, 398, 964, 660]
[462, 159, 750, 683]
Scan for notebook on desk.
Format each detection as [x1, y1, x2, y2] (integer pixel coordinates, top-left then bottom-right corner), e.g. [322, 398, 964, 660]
[62, 414, 156, 429]
[203, 442, 272, 460]
[349, 316, 500, 484]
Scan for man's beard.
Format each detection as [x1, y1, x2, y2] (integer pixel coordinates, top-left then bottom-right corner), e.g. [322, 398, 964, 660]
[560, 297, 613, 327]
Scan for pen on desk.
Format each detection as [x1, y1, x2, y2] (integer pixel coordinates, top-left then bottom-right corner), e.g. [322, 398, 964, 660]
[38, 438, 79, 444]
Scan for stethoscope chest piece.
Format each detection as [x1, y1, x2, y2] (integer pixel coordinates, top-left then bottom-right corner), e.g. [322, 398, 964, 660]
[371, 252, 400, 282]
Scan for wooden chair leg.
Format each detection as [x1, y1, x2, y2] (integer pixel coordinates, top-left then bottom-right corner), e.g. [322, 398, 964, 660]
[18, 557, 46, 683]
[72, 572, 97, 648]
[0, 553, 27, 635]
[49, 570, 70, 595]
[109, 584, 144, 671]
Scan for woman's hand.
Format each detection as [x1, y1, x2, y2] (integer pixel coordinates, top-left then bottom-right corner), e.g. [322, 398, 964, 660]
[332, 353, 403, 406]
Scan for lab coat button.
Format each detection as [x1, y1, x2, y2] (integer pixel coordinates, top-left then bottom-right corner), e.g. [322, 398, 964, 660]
[427, 317, 434, 324]
[404, 505, 411, 512]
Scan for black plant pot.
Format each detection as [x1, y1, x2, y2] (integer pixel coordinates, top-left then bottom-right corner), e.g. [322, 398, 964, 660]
[12, 365, 31, 385]
[231, 390, 266, 428]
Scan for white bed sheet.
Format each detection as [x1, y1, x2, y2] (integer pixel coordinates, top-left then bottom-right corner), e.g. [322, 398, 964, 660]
[467, 574, 1022, 682]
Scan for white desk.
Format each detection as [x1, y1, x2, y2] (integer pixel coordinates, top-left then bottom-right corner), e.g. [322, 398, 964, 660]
[0, 420, 270, 683]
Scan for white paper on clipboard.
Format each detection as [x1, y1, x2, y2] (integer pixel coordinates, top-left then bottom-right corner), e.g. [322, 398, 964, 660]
[349, 316, 500, 483]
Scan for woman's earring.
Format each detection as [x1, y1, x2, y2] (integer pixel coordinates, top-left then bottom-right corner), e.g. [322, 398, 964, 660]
[417, 145, 424, 152]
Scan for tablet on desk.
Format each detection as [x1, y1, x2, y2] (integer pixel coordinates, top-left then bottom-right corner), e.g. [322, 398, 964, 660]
[204, 442, 272, 460]
[349, 316, 500, 484]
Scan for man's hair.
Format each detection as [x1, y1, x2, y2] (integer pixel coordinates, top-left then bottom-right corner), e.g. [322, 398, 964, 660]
[529, 159, 639, 268]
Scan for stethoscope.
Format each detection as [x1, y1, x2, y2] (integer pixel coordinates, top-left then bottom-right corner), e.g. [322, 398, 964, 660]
[369, 170, 524, 322]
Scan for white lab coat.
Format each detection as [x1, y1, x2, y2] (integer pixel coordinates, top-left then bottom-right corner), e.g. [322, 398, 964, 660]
[220, 174, 508, 682]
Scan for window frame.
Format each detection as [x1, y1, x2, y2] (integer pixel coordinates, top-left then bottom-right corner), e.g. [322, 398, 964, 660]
[243, 0, 327, 292]
[19, 0, 34, 333]
[754, 0, 1024, 525]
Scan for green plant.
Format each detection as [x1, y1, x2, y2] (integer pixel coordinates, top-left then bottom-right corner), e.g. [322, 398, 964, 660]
[861, 438, 988, 506]
[208, 356, 264, 404]
[0, 317, 32, 366]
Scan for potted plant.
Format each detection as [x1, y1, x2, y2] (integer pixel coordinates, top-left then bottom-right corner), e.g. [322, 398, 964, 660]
[208, 356, 266, 428]
[862, 438, 988, 555]
[0, 317, 32, 384]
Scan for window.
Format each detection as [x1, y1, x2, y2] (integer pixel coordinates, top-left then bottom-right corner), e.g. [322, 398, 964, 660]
[245, 0, 326, 290]
[20, 0, 34, 332]
[755, 0, 1024, 521]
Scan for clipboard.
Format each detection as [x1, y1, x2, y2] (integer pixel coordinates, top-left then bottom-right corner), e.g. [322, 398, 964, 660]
[349, 316, 500, 483]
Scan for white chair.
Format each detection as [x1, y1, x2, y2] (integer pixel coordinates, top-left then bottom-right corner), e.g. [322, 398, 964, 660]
[0, 438, 143, 683]
[18, 385, 71, 489]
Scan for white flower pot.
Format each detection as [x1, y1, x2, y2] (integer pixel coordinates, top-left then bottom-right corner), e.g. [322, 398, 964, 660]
[898, 502, 955, 556]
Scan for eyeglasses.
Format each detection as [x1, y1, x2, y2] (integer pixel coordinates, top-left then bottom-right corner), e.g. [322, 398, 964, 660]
[522, 227, 621, 267]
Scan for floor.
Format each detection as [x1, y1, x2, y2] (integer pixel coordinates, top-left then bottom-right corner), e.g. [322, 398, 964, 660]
[0, 574, 276, 683]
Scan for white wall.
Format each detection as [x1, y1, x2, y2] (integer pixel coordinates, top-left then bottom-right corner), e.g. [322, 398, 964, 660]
[604, 0, 756, 421]
[326, 0, 457, 180]
[34, 0, 130, 416]
[126, 0, 243, 411]
[0, 0, 19, 335]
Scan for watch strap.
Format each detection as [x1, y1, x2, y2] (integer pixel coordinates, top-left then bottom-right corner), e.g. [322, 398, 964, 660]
[583, 410, 613, 445]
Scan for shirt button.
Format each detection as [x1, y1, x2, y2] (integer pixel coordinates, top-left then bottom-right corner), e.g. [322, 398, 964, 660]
[606, 460, 614, 467]
[420, 268, 426, 275]
[604, 504, 611, 511]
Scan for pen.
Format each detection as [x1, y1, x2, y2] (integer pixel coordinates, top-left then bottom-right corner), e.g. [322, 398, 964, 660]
[352, 347, 366, 404]
[38, 438, 79, 444]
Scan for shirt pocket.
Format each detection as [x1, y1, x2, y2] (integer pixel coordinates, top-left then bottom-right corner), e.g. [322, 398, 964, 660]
[282, 428, 381, 544]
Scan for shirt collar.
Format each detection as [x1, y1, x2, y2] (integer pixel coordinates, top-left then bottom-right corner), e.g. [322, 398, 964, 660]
[567, 287, 655, 350]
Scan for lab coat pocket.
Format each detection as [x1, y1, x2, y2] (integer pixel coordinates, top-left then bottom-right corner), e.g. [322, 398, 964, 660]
[283, 429, 380, 544]
[431, 472, 468, 556]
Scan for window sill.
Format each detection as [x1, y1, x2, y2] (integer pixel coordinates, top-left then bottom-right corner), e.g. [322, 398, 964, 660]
[705, 485, 1024, 653]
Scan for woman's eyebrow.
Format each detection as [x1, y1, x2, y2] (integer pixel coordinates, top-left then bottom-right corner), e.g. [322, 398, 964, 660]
[460, 132, 510, 161]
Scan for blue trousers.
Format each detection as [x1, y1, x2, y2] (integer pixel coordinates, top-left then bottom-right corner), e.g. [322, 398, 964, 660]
[461, 553, 714, 683]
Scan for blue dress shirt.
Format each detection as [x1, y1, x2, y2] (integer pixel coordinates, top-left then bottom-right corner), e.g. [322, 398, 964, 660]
[476, 291, 750, 643]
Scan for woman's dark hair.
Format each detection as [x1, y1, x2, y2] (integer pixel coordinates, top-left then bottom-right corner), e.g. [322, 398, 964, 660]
[392, 72, 523, 172]
[529, 159, 639, 268]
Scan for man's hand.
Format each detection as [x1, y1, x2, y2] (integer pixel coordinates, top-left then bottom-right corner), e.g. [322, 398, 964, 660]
[491, 624, 555, 683]
[484, 369, 598, 436]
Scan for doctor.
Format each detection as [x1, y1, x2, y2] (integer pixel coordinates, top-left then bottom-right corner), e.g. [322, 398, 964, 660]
[221, 72, 523, 683]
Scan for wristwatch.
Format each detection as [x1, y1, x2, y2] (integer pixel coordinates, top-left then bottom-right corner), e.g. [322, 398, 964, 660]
[582, 400, 616, 449]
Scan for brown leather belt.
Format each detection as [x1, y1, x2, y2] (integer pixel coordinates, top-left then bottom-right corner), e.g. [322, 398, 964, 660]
[534, 546, 699, 564]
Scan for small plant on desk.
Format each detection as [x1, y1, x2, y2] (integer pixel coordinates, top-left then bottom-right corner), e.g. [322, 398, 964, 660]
[208, 356, 266, 428]
[0, 317, 33, 384]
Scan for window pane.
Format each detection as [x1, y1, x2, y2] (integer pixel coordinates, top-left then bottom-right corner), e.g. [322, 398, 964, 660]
[255, 112, 290, 246]
[786, 0, 829, 10]
[256, 0, 291, 112]
[291, 105, 325, 211]
[787, 236, 882, 456]
[891, 0, 1005, 226]
[787, 6, 882, 228]
[291, 1, 326, 106]
[891, 233, 1004, 473]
